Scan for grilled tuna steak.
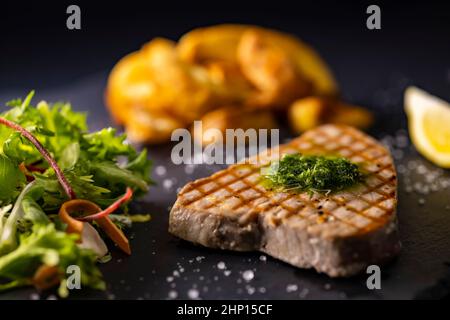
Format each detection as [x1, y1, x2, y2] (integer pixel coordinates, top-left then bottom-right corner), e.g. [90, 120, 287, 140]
[169, 125, 401, 277]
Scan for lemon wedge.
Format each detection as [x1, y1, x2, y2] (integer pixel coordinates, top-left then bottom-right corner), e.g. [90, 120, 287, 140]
[405, 86, 450, 168]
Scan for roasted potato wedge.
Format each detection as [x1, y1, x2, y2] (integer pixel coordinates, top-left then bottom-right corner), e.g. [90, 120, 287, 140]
[261, 29, 338, 97]
[124, 108, 186, 144]
[107, 38, 225, 124]
[289, 97, 373, 134]
[205, 61, 254, 104]
[237, 29, 312, 109]
[140, 38, 222, 122]
[105, 51, 156, 124]
[177, 24, 338, 97]
[288, 97, 328, 133]
[177, 24, 248, 64]
[330, 103, 374, 130]
[192, 107, 278, 146]
[106, 25, 348, 145]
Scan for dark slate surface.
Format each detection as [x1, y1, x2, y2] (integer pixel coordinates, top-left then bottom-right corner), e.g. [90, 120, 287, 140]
[1, 1, 449, 300]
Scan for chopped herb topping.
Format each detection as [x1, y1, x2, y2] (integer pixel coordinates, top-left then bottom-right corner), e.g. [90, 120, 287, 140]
[263, 153, 364, 194]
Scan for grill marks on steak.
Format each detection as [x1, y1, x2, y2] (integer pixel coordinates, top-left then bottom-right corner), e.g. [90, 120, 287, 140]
[169, 125, 401, 277]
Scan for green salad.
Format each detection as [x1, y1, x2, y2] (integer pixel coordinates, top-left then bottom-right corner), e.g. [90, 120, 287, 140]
[0, 92, 152, 297]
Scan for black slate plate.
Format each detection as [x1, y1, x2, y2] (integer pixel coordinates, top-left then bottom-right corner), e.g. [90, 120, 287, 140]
[0, 70, 450, 300]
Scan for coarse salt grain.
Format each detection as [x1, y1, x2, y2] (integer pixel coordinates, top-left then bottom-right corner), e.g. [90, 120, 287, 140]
[286, 284, 298, 292]
[184, 164, 196, 175]
[187, 288, 200, 299]
[246, 285, 256, 295]
[168, 290, 178, 299]
[155, 165, 167, 176]
[242, 270, 254, 282]
[299, 288, 310, 298]
[29, 293, 40, 300]
[163, 179, 174, 190]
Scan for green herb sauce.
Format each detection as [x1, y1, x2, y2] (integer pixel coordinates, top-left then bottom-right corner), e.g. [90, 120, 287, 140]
[263, 153, 364, 194]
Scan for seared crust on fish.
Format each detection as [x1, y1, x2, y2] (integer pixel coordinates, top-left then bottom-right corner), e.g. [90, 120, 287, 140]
[169, 125, 401, 277]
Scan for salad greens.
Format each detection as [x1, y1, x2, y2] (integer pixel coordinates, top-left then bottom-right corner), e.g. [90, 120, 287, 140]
[0, 92, 152, 296]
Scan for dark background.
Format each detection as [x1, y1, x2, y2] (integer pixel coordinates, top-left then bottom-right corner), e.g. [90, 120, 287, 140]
[1, 0, 449, 100]
[0, 0, 450, 300]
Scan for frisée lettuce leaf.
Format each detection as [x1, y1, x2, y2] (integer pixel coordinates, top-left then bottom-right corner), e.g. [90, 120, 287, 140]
[0, 92, 152, 296]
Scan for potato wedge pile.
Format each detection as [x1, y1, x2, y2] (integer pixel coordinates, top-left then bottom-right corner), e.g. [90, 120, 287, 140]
[106, 24, 373, 144]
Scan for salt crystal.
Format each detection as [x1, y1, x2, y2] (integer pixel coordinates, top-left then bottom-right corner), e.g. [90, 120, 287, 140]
[246, 285, 256, 295]
[217, 261, 226, 270]
[242, 270, 254, 282]
[184, 164, 195, 175]
[29, 293, 40, 300]
[417, 165, 427, 175]
[299, 288, 310, 298]
[395, 135, 409, 148]
[168, 290, 178, 299]
[397, 165, 406, 174]
[187, 288, 200, 299]
[224, 270, 232, 276]
[155, 165, 167, 176]
[286, 284, 298, 292]
[166, 276, 174, 282]
[259, 255, 267, 262]
[392, 149, 404, 160]
[163, 179, 173, 190]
